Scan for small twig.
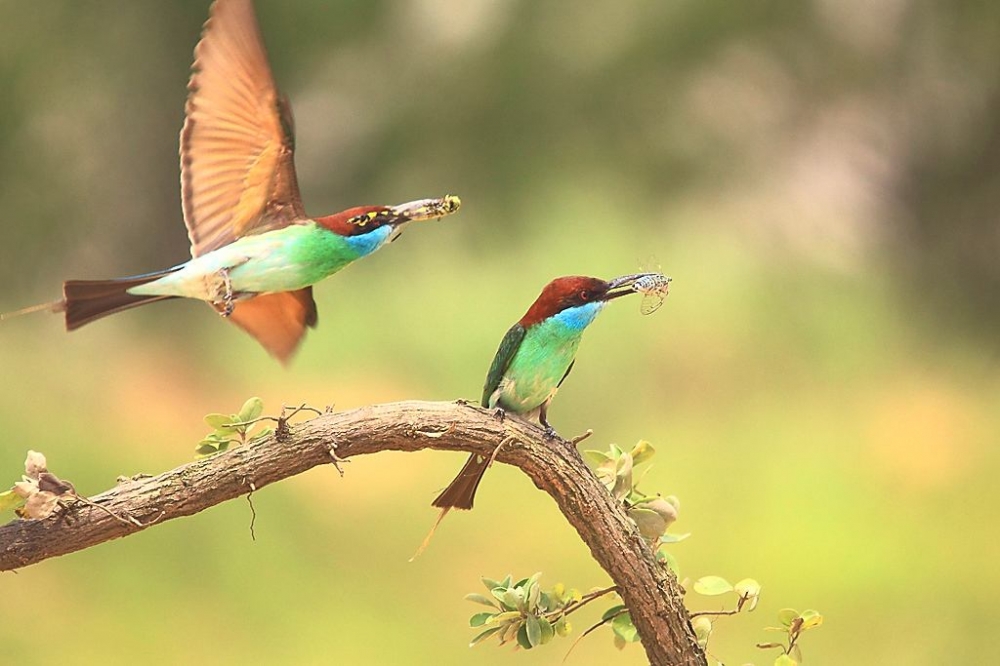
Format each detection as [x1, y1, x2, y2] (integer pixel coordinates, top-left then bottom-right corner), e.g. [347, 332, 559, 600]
[689, 608, 741, 619]
[689, 592, 752, 619]
[72, 496, 144, 528]
[487, 435, 518, 468]
[244, 478, 257, 541]
[281, 403, 324, 421]
[569, 429, 594, 446]
[563, 606, 629, 662]
[328, 444, 348, 477]
[547, 584, 619, 621]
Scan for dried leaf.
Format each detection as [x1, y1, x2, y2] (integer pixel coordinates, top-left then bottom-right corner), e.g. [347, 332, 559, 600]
[24, 450, 47, 478]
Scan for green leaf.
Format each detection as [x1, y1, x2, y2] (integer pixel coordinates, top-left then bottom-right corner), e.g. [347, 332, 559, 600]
[482, 577, 502, 592]
[204, 413, 236, 432]
[527, 579, 541, 611]
[611, 612, 639, 643]
[799, 609, 823, 630]
[238, 397, 264, 422]
[656, 548, 680, 576]
[613, 634, 626, 650]
[582, 449, 613, 467]
[691, 616, 712, 647]
[693, 576, 733, 596]
[630, 440, 656, 465]
[659, 532, 690, 544]
[734, 578, 762, 611]
[469, 627, 501, 647]
[554, 616, 571, 637]
[537, 617, 554, 645]
[629, 507, 668, 541]
[195, 444, 218, 456]
[777, 608, 799, 628]
[469, 612, 494, 628]
[612, 454, 634, 499]
[525, 614, 541, 647]
[496, 588, 522, 611]
[465, 593, 498, 608]
[0, 489, 25, 514]
[593, 462, 617, 493]
[774, 654, 797, 666]
[492, 611, 522, 623]
[516, 623, 532, 650]
[602, 604, 627, 622]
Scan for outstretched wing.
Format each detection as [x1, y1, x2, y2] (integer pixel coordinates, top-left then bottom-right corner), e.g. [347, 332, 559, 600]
[181, 0, 305, 258]
[481, 323, 525, 407]
[228, 288, 317, 364]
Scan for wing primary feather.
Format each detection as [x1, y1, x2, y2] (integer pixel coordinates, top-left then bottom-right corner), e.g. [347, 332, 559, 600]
[481, 323, 525, 407]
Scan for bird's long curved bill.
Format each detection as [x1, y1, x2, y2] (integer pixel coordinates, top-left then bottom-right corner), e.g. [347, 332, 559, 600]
[389, 195, 461, 223]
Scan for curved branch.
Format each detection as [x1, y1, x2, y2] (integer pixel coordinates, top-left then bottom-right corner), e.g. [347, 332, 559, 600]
[0, 400, 705, 666]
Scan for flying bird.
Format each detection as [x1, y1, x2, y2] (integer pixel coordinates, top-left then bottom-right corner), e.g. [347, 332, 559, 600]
[2, 0, 460, 362]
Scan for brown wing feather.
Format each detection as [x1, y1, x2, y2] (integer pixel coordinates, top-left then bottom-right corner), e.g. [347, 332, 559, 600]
[181, 0, 305, 258]
[228, 288, 318, 364]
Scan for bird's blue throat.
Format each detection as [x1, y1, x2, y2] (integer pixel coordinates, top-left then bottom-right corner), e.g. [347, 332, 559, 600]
[344, 225, 394, 257]
[552, 301, 606, 331]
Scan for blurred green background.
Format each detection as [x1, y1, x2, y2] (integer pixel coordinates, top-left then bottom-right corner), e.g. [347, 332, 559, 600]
[2, 1, 999, 664]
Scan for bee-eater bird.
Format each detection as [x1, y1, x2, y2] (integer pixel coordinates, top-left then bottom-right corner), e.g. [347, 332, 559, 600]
[1, 0, 460, 363]
[432, 273, 670, 513]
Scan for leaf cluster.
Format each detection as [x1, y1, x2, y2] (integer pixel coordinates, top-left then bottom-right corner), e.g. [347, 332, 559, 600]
[756, 608, 824, 665]
[466, 573, 576, 650]
[196, 397, 272, 458]
[583, 441, 686, 547]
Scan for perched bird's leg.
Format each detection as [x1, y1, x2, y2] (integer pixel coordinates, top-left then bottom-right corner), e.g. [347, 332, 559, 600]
[492, 407, 506, 423]
[209, 268, 235, 317]
[539, 402, 559, 441]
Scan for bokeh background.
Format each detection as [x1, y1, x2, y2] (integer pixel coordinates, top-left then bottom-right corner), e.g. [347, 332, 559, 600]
[2, 1, 999, 664]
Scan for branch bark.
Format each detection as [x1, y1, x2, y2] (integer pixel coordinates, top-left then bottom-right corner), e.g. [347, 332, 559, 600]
[0, 400, 706, 666]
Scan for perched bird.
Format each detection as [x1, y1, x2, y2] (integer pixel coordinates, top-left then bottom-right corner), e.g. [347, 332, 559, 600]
[1, 0, 460, 363]
[433, 273, 670, 513]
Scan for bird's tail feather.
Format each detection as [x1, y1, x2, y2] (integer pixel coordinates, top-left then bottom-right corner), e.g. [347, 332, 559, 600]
[408, 453, 493, 560]
[61, 269, 180, 330]
[431, 452, 492, 511]
[0, 300, 63, 321]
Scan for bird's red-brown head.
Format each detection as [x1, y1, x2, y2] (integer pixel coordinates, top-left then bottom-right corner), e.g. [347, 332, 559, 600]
[519, 275, 646, 327]
[315, 196, 461, 237]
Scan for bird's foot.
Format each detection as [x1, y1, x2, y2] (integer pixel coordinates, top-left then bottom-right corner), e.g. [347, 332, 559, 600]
[492, 407, 506, 423]
[542, 424, 559, 441]
[209, 268, 235, 317]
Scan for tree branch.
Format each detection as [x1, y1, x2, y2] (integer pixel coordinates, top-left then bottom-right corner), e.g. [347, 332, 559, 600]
[0, 400, 705, 666]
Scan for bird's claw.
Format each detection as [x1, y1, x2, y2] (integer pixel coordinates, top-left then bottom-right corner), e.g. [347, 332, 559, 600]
[492, 407, 506, 423]
[543, 425, 559, 441]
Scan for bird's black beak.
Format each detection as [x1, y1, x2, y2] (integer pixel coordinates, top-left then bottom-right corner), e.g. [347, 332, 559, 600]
[603, 273, 672, 301]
